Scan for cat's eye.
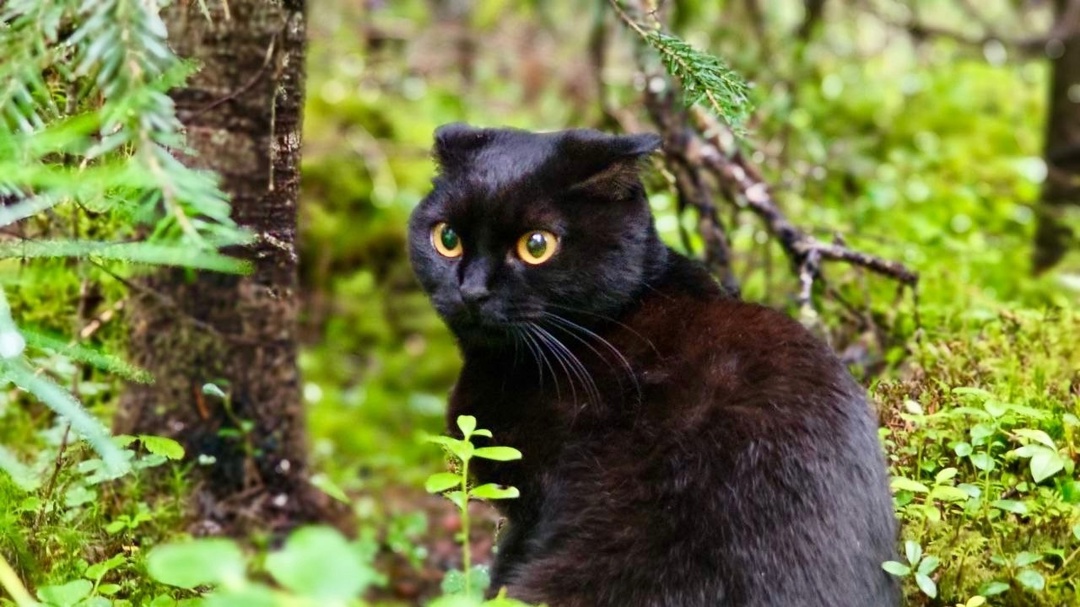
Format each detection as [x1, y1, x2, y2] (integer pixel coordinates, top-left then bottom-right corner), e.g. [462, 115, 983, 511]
[516, 230, 558, 265]
[432, 223, 463, 258]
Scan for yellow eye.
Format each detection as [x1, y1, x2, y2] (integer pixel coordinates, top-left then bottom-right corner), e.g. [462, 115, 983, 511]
[516, 230, 558, 265]
[432, 222, 462, 258]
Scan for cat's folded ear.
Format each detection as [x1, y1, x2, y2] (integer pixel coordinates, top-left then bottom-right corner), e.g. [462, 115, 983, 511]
[562, 131, 662, 199]
[432, 123, 492, 174]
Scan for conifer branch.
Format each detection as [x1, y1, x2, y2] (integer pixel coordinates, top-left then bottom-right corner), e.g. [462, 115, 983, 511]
[608, 0, 753, 134]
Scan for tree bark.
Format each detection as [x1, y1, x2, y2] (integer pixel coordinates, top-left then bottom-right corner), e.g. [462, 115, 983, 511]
[1034, 0, 1080, 273]
[115, 0, 335, 534]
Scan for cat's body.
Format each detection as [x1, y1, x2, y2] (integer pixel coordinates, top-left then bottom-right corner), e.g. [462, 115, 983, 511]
[409, 124, 899, 607]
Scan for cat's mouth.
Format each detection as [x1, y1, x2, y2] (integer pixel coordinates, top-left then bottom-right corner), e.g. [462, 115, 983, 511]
[445, 307, 538, 347]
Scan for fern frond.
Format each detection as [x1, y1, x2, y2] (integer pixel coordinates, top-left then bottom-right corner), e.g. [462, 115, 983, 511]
[1, 358, 130, 476]
[22, 328, 152, 383]
[0, 240, 251, 273]
[0, 287, 128, 474]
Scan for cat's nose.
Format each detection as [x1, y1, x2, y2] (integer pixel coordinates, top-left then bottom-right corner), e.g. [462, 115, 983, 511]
[460, 284, 491, 305]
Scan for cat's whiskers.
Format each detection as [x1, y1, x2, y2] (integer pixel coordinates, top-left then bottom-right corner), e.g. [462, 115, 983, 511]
[539, 312, 642, 404]
[536, 315, 620, 403]
[520, 324, 563, 402]
[529, 323, 602, 407]
[528, 324, 581, 406]
[511, 324, 547, 393]
[543, 302, 660, 358]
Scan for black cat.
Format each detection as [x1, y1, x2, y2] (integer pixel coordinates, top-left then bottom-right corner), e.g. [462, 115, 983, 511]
[408, 123, 900, 607]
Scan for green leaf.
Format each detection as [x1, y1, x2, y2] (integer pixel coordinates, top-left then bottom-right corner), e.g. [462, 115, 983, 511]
[928, 485, 970, 503]
[1014, 428, 1057, 449]
[444, 490, 468, 511]
[1015, 568, 1045, 591]
[37, 580, 93, 607]
[84, 554, 126, 581]
[953, 442, 973, 457]
[426, 472, 462, 493]
[984, 400, 1008, 418]
[917, 556, 940, 576]
[138, 435, 185, 460]
[456, 415, 477, 437]
[969, 452, 996, 471]
[957, 483, 981, 498]
[1072, 523, 1080, 541]
[915, 573, 937, 598]
[1012, 445, 1040, 458]
[202, 383, 227, 399]
[472, 447, 523, 462]
[1014, 552, 1043, 567]
[991, 499, 1027, 515]
[440, 565, 490, 598]
[979, 581, 1010, 596]
[146, 539, 246, 589]
[882, 561, 910, 576]
[470, 484, 520, 500]
[934, 467, 958, 483]
[1029, 447, 1065, 483]
[904, 540, 922, 565]
[428, 435, 474, 461]
[471, 429, 493, 438]
[440, 569, 468, 596]
[953, 386, 992, 399]
[970, 424, 995, 445]
[890, 477, 928, 493]
[265, 526, 377, 599]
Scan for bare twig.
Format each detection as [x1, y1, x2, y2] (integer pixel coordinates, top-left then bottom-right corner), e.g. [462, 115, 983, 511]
[688, 105, 918, 287]
[639, 70, 917, 310]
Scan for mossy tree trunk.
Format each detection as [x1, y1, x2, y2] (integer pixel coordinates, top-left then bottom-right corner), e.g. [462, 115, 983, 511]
[1035, 0, 1080, 273]
[115, 0, 333, 533]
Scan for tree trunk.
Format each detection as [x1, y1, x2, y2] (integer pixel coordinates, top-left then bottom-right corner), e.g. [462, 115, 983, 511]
[1034, 0, 1080, 273]
[115, 0, 335, 534]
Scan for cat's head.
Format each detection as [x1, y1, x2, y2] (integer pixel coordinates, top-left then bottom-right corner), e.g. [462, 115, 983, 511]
[408, 124, 663, 349]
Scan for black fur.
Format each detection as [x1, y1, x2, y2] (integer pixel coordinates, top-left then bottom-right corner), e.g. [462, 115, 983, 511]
[408, 124, 900, 607]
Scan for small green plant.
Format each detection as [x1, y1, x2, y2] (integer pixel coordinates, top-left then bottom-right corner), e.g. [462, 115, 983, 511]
[883, 540, 940, 599]
[147, 526, 382, 607]
[425, 415, 522, 601]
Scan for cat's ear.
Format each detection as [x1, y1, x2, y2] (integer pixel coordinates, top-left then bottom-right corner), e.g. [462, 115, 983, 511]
[563, 131, 662, 199]
[432, 123, 491, 174]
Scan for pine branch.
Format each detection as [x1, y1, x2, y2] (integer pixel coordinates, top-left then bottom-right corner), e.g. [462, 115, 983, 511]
[608, 0, 753, 135]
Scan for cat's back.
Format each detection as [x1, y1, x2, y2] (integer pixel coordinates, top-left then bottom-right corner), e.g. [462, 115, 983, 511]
[618, 277, 866, 426]
[523, 265, 901, 607]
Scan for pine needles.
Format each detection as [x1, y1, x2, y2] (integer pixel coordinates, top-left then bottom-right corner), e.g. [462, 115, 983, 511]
[608, 0, 753, 135]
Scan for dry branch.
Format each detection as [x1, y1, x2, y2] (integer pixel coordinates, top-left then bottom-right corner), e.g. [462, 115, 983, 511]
[643, 81, 918, 310]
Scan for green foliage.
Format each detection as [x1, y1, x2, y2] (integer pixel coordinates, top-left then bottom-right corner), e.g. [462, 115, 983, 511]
[147, 526, 383, 606]
[0, 0, 249, 478]
[877, 308, 1080, 605]
[609, 1, 752, 133]
[426, 416, 522, 601]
